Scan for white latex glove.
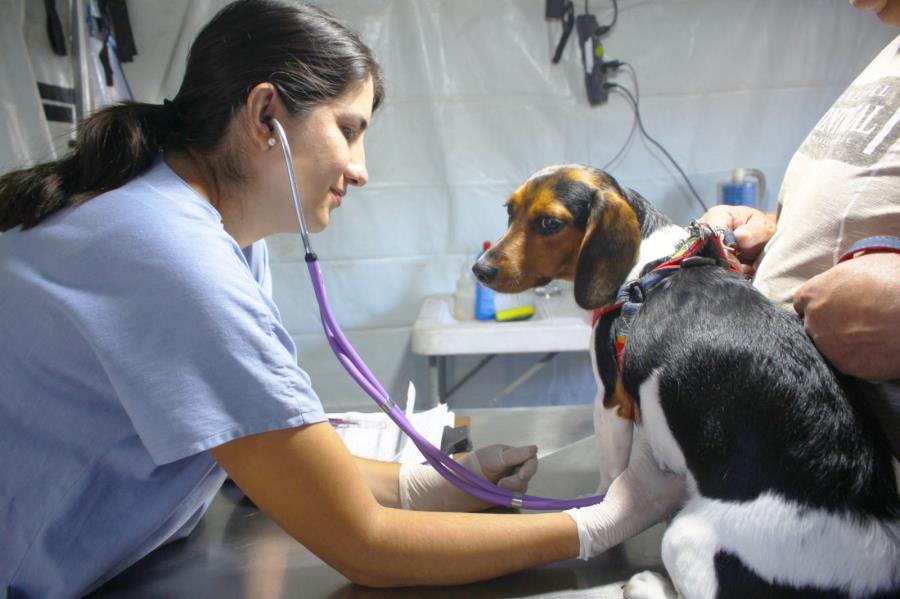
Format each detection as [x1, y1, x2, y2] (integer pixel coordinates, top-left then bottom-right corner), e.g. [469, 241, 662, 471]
[565, 441, 686, 559]
[399, 444, 538, 512]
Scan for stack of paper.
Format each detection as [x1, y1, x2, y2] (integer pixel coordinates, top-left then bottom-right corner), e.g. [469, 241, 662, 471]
[326, 382, 455, 464]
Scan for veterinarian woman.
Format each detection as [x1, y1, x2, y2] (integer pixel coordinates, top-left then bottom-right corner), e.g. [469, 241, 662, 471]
[702, 0, 900, 459]
[0, 1, 683, 595]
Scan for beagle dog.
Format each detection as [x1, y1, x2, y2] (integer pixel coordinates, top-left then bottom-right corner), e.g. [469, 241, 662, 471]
[472, 165, 900, 598]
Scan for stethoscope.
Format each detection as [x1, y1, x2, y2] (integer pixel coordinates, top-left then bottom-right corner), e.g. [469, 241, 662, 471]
[268, 117, 604, 510]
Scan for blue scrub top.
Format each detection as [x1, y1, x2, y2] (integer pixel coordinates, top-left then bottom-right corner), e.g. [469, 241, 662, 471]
[0, 157, 327, 597]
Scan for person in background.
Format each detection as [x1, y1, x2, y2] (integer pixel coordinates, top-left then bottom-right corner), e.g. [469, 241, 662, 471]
[0, 1, 683, 596]
[702, 0, 900, 457]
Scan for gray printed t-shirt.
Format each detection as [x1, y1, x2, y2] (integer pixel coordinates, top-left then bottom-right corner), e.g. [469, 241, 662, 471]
[754, 34, 900, 307]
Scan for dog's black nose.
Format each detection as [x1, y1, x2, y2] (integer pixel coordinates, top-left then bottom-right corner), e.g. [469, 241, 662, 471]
[472, 261, 497, 284]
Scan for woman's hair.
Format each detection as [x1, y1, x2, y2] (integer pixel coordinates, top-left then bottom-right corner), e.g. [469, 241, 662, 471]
[0, 0, 384, 232]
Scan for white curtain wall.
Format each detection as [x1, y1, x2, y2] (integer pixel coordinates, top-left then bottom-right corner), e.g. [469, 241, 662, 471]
[1, 1, 893, 410]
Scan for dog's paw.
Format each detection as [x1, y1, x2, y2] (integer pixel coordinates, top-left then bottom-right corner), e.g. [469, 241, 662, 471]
[623, 570, 678, 599]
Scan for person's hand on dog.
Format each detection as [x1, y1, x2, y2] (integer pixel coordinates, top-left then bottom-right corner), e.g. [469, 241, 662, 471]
[794, 252, 900, 382]
[398, 444, 538, 511]
[699, 205, 777, 275]
[565, 440, 686, 559]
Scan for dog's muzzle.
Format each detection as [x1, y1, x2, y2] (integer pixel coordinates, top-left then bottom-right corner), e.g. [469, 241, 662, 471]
[472, 260, 498, 284]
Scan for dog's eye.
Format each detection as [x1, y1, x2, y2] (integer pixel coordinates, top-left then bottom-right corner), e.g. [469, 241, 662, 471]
[536, 217, 565, 235]
[505, 204, 514, 217]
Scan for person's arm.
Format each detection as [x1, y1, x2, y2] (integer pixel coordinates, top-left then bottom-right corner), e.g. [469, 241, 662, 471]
[794, 252, 900, 382]
[211, 422, 684, 587]
[211, 422, 577, 587]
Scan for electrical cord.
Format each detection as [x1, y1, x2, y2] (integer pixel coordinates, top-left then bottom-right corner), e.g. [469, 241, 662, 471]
[585, 0, 617, 34]
[601, 105, 637, 170]
[601, 61, 639, 170]
[604, 81, 709, 212]
[621, 61, 639, 102]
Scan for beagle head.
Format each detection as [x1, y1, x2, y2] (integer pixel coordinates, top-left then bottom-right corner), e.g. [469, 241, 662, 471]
[473, 164, 642, 309]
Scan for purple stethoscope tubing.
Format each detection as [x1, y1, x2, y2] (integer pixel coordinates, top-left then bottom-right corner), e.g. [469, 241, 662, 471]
[270, 118, 603, 510]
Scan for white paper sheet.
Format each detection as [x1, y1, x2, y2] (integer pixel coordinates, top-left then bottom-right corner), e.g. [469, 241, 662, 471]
[327, 404, 455, 463]
[326, 383, 456, 464]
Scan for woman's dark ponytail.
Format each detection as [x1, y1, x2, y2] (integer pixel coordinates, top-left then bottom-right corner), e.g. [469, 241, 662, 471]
[0, 102, 172, 232]
[0, 0, 383, 233]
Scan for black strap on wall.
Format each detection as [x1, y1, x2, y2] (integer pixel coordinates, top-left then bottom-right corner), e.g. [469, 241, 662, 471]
[100, 0, 137, 62]
[550, 1, 575, 64]
[98, 42, 115, 86]
[43, 0, 67, 56]
[37, 82, 77, 123]
[42, 103, 75, 124]
[37, 82, 76, 104]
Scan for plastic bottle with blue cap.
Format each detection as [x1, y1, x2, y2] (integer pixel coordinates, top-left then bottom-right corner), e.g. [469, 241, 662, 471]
[718, 168, 765, 208]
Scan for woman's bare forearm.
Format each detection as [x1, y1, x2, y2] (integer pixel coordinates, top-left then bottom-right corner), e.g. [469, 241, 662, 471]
[353, 508, 579, 587]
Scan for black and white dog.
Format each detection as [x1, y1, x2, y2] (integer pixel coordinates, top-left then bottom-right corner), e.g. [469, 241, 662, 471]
[473, 164, 900, 598]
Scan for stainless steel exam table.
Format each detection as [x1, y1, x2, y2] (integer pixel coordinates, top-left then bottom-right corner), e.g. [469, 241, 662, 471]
[91, 405, 666, 599]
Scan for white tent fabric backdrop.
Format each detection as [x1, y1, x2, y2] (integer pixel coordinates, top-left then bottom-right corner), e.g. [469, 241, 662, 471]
[1, 0, 894, 410]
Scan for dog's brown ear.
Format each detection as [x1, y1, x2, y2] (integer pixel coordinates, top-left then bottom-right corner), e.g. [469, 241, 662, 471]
[573, 189, 641, 309]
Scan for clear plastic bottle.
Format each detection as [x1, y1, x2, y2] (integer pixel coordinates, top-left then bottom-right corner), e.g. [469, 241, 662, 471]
[474, 241, 496, 320]
[452, 254, 476, 321]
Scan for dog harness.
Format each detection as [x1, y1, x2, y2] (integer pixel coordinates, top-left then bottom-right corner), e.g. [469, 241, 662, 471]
[592, 222, 742, 373]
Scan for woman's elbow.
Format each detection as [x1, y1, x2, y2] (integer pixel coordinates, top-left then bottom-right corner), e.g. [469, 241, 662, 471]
[334, 553, 407, 588]
[325, 512, 409, 588]
[342, 567, 402, 589]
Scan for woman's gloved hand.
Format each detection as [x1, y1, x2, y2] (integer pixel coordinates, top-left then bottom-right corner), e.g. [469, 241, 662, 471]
[399, 444, 538, 512]
[565, 441, 686, 559]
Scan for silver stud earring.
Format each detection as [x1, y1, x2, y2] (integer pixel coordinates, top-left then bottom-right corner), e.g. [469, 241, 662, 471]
[267, 137, 276, 147]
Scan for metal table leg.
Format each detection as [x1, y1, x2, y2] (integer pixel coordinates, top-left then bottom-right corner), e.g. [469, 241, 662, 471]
[438, 355, 447, 404]
[489, 352, 559, 405]
[444, 354, 496, 403]
[428, 352, 560, 406]
[427, 356, 440, 406]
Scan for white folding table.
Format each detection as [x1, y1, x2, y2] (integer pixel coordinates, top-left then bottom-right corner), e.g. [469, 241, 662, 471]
[411, 292, 593, 405]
